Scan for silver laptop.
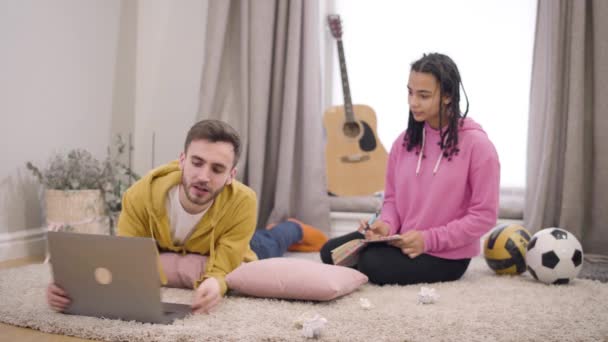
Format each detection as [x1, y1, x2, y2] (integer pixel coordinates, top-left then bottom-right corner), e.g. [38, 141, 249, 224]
[47, 231, 191, 324]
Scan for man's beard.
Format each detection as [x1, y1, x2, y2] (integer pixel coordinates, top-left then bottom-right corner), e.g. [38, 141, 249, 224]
[182, 176, 224, 207]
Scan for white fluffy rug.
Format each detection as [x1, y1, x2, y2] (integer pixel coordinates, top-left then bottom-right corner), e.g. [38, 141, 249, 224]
[1, 257, 607, 342]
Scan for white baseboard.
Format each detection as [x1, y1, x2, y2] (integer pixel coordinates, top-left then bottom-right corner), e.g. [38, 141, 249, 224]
[329, 211, 374, 238]
[0, 227, 47, 262]
[496, 218, 525, 226]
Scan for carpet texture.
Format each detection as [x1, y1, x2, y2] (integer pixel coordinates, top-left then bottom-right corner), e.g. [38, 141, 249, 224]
[1, 257, 607, 342]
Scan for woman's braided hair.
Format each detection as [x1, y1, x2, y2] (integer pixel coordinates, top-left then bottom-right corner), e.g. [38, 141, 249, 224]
[404, 53, 469, 160]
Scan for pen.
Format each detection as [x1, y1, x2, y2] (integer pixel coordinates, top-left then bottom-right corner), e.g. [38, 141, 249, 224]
[363, 209, 381, 232]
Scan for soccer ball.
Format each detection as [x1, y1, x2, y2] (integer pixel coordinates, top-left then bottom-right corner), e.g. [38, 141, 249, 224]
[525, 228, 584, 285]
[483, 223, 531, 275]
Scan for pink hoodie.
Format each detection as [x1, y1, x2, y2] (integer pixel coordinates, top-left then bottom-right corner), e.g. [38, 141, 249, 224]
[380, 117, 500, 259]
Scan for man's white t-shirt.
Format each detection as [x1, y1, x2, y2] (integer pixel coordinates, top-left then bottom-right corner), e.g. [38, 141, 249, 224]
[165, 185, 211, 245]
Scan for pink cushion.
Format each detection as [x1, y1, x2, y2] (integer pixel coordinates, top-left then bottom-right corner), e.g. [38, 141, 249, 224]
[225, 258, 368, 301]
[159, 253, 207, 289]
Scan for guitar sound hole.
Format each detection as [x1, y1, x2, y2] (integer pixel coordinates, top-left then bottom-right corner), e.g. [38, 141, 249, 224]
[359, 120, 378, 152]
[343, 122, 361, 138]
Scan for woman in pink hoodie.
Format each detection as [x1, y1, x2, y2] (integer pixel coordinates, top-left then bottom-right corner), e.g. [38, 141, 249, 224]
[321, 53, 500, 285]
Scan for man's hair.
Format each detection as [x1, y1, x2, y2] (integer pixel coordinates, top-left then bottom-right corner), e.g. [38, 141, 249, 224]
[404, 53, 470, 160]
[184, 119, 242, 166]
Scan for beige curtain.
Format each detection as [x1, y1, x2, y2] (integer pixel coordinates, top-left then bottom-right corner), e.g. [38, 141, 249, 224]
[197, 0, 330, 231]
[525, 0, 608, 254]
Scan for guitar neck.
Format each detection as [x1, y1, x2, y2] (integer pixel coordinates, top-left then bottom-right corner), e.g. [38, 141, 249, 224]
[336, 39, 355, 123]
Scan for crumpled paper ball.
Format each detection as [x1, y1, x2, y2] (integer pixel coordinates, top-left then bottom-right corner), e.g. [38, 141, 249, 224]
[293, 312, 316, 328]
[359, 297, 372, 309]
[294, 312, 327, 339]
[417, 286, 439, 304]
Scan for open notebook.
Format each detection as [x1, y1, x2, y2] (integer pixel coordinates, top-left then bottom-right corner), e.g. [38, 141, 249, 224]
[331, 235, 401, 267]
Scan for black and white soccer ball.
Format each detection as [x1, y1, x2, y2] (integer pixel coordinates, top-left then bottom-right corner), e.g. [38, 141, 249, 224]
[525, 227, 583, 285]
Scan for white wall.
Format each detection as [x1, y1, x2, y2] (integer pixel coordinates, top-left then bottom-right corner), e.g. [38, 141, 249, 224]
[110, 0, 138, 157]
[133, 0, 207, 174]
[0, 0, 121, 243]
[0, 1, 210, 262]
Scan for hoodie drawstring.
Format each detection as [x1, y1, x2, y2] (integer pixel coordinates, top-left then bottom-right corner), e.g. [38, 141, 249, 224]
[207, 225, 215, 273]
[415, 129, 425, 175]
[416, 128, 446, 176]
[433, 152, 443, 174]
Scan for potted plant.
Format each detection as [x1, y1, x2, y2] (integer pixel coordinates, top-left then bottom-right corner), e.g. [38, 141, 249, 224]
[26, 136, 139, 235]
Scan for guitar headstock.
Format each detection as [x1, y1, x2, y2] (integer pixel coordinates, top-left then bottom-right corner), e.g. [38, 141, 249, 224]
[327, 14, 342, 39]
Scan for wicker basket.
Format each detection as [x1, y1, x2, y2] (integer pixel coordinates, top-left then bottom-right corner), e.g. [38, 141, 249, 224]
[45, 189, 109, 235]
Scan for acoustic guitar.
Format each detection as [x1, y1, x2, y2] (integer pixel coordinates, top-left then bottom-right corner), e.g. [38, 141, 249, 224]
[324, 15, 388, 196]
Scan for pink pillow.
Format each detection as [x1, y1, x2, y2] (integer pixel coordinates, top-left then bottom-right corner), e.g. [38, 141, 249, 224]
[225, 258, 368, 301]
[159, 253, 207, 289]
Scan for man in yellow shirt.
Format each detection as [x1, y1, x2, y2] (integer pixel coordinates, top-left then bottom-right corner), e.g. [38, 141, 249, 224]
[46, 119, 327, 314]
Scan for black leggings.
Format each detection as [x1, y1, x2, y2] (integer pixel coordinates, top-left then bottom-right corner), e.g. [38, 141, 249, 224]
[320, 231, 471, 285]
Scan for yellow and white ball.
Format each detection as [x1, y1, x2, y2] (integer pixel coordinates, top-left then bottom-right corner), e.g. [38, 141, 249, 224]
[483, 223, 531, 275]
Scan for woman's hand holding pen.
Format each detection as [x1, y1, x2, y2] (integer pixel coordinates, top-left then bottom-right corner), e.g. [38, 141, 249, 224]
[359, 219, 391, 240]
[388, 230, 425, 258]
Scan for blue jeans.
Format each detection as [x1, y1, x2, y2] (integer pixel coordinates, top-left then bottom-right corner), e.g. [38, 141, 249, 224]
[249, 221, 303, 259]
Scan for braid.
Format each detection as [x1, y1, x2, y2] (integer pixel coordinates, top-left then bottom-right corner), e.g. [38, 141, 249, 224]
[403, 53, 469, 160]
